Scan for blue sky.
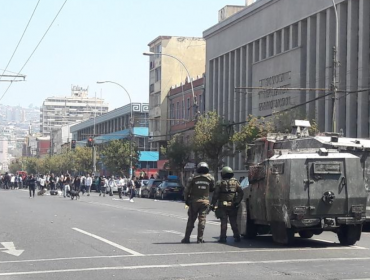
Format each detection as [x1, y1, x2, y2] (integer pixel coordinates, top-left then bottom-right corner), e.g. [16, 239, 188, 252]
[0, 0, 245, 110]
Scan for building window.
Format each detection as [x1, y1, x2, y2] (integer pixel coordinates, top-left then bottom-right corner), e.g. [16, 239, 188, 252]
[155, 67, 161, 82]
[181, 100, 184, 122]
[176, 102, 180, 123]
[186, 98, 190, 119]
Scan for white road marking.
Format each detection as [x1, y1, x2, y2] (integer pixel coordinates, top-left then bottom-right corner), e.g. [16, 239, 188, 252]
[1, 257, 370, 276]
[72, 228, 143, 256]
[0, 246, 366, 265]
[0, 242, 24, 257]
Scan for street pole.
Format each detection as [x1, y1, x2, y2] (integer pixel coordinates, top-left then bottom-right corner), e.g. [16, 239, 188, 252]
[331, 0, 339, 133]
[143, 52, 199, 120]
[97, 81, 133, 178]
[92, 92, 97, 175]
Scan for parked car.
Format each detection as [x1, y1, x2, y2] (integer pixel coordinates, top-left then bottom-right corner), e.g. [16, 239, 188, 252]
[154, 181, 184, 200]
[141, 178, 162, 198]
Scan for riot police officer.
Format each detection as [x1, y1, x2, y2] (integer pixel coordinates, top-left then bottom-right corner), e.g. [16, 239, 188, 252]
[181, 162, 215, 244]
[211, 166, 244, 243]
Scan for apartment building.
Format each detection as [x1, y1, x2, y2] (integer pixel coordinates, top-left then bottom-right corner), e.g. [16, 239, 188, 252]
[145, 36, 206, 152]
[40, 85, 109, 136]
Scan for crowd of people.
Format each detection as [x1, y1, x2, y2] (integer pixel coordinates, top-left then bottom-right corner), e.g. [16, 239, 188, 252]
[1, 172, 143, 202]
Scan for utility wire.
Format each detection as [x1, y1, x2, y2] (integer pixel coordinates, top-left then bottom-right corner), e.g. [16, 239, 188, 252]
[0, 0, 68, 102]
[0, 0, 40, 82]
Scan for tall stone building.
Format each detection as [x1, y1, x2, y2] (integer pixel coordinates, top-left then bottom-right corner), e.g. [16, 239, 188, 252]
[204, 0, 370, 176]
[145, 36, 206, 152]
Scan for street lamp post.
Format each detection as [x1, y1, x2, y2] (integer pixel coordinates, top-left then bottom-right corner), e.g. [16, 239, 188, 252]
[96, 81, 134, 178]
[331, 0, 339, 133]
[143, 52, 199, 119]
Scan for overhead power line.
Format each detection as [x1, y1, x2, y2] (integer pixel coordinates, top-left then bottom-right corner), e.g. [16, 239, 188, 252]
[0, 0, 40, 82]
[0, 0, 68, 102]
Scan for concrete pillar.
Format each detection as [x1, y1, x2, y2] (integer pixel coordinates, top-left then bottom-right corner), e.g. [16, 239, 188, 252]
[240, 46, 247, 123]
[246, 44, 253, 115]
[230, 51, 235, 122]
[299, 20, 308, 106]
[206, 59, 214, 112]
[306, 16, 316, 120]
[346, 0, 359, 137]
[223, 54, 228, 117]
[235, 49, 241, 124]
[315, 12, 326, 132]
[358, 0, 370, 138]
[337, 2, 348, 134]
[215, 58, 220, 113]
[325, 7, 335, 132]
[274, 31, 281, 55]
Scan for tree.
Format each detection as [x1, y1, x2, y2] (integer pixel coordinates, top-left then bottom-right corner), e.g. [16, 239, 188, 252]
[161, 133, 193, 185]
[232, 115, 274, 153]
[100, 140, 139, 177]
[193, 111, 234, 181]
[73, 147, 96, 174]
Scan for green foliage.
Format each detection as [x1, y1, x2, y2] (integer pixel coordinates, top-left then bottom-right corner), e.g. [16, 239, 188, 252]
[163, 134, 192, 173]
[101, 140, 139, 177]
[8, 161, 22, 174]
[232, 115, 274, 152]
[193, 111, 234, 180]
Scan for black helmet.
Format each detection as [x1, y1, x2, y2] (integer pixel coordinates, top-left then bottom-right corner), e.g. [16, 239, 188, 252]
[221, 166, 234, 179]
[196, 162, 209, 174]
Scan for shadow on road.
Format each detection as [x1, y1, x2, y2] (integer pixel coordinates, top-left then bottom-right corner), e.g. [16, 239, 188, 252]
[152, 235, 345, 249]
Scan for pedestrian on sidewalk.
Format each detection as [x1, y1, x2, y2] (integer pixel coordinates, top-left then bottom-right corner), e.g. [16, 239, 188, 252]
[99, 176, 107, 197]
[129, 176, 136, 202]
[80, 174, 86, 194]
[108, 176, 116, 196]
[86, 174, 92, 196]
[117, 176, 124, 199]
[28, 174, 36, 198]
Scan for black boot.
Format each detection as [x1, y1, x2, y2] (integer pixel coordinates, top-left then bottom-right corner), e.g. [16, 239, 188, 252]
[218, 237, 227, 243]
[197, 238, 205, 244]
[234, 235, 241, 242]
[181, 238, 190, 244]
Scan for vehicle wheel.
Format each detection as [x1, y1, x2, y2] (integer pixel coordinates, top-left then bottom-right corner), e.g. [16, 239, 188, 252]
[245, 207, 257, 239]
[299, 231, 314, 239]
[285, 228, 295, 245]
[337, 225, 362, 246]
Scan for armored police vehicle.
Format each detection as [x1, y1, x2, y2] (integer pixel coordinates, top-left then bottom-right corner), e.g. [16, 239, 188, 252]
[238, 120, 367, 245]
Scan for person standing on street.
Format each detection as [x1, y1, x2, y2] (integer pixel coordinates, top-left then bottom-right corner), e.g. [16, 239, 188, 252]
[49, 173, 56, 191]
[129, 176, 136, 202]
[39, 175, 46, 190]
[108, 176, 116, 196]
[181, 162, 215, 244]
[99, 176, 107, 197]
[80, 174, 86, 194]
[211, 166, 244, 243]
[117, 176, 124, 199]
[86, 174, 92, 196]
[28, 174, 36, 198]
[63, 174, 71, 198]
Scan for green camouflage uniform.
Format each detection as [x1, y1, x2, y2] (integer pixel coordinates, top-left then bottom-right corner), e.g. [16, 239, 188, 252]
[183, 173, 215, 241]
[211, 177, 244, 239]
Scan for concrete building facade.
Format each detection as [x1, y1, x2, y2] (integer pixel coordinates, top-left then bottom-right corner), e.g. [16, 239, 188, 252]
[40, 85, 109, 136]
[204, 0, 370, 176]
[70, 103, 158, 177]
[146, 36, 206, 152]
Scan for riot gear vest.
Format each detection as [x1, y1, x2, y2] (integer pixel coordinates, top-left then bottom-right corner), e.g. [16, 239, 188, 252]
[218, 178, 239, 203]
[188, 174, 214, 200]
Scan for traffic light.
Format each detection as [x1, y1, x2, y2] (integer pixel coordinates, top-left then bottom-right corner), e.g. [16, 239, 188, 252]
[87, 137, 94, 147]
[71, 140, 76, 149]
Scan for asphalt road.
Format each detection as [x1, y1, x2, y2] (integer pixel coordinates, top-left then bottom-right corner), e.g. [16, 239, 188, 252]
[1, 189, 370, 280]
